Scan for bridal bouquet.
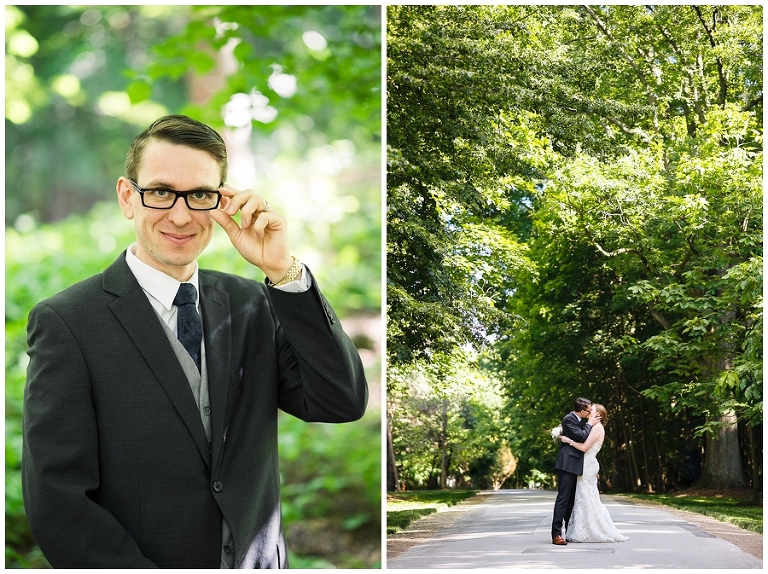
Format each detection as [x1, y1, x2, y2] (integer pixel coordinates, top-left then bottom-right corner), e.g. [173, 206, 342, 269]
[550, 425, 562, 442]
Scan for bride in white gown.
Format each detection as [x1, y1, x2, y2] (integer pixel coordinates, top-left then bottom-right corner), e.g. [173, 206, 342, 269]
[560, 404, 628, 543]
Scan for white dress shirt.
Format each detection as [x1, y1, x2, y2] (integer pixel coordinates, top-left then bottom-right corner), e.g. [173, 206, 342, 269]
[125, 243, 309, 336]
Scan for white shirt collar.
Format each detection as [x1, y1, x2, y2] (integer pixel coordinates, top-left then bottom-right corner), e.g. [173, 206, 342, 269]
[125, 243, 200, 311]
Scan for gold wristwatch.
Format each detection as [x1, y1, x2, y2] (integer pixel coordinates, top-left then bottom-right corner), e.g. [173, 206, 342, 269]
[269, 257, 302, 287]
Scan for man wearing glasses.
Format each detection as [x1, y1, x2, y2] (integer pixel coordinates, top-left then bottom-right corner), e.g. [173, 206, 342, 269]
[21, 115, 368, 568]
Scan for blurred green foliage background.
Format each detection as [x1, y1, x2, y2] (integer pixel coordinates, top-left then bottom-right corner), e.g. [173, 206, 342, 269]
[6, 5, 381, 568]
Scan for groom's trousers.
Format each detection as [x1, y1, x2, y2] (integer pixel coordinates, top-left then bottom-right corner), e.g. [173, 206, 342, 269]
[551, 469, 578, 538]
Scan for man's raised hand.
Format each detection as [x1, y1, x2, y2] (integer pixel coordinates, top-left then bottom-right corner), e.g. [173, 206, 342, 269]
[209, 185, 294, 282]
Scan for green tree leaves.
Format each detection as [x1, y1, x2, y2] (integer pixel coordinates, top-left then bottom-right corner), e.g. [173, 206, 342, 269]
[387, 4, 761, 493]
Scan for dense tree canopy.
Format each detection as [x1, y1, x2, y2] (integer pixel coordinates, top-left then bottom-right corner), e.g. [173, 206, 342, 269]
[387, 5, 761, 497]
[387, 5, 543, 364]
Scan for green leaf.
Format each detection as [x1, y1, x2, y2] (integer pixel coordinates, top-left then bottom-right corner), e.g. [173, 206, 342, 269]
[233, 40, 252, 61]
[191, 52, 216, 75]
[126, 79, 152, 104]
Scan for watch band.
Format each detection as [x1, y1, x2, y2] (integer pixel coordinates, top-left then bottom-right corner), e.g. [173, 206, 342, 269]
[269, 257, 302, 287]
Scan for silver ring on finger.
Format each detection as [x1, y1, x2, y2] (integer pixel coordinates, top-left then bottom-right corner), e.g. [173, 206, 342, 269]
[264, 201, 271, 211]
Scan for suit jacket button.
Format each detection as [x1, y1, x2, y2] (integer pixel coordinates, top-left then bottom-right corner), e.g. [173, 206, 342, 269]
[212, 480, 223, 493]
[224, 545, 232, 555]
[203, 406, 211, 416]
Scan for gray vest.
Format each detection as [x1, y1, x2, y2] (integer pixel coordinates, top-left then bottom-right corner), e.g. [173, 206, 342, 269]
[158, 317, 211, 441]
[158, 317, 235, 568]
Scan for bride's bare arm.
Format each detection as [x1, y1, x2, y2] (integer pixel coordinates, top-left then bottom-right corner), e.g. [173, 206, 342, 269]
[561, 424, 604, 451]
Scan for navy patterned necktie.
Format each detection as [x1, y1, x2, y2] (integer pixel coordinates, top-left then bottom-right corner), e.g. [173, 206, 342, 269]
[173, 283, 202, 372]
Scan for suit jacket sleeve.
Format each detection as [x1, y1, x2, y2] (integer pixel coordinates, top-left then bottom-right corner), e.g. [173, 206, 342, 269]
[265, 270, 368, 423]
[22, 302, 158, 568]
[561, 413, 591, 444]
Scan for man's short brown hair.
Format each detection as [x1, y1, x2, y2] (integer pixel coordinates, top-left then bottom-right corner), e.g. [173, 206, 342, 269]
[574, 397, 591, 413]
[125, 115, 228, 184]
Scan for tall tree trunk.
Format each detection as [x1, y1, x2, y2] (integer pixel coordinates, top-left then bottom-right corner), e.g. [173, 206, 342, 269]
[618, 402, 641, 491]
[387, 416, 401, 492]
[748, 424, 760, 504]
[440, 398, 448, 489]
[625, 412, 642, 492]
[653, 426, 666, 492]
[698, 328, 747, 492]
[639, 403, 653, 492]
[696, 411, 747, 490]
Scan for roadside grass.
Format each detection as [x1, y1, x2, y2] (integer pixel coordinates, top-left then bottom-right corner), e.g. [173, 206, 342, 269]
[619, 493, 763, 534]
[387, 490, 478, 535]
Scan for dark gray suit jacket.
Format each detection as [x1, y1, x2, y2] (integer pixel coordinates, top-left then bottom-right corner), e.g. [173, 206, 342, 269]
[22, 253, 368, 568]
[554, 412, 592, 476]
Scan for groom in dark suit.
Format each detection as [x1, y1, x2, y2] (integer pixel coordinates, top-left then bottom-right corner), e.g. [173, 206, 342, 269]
[22, 115, 368, 568]
[551, 397, 599, 545]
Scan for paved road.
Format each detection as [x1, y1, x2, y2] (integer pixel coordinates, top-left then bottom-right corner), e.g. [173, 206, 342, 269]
[387, 489, 762, 569]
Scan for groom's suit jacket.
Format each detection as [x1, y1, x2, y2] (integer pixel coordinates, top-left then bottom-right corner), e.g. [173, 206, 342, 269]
[22, 253, 368, 568]
[554, 412, 592, 476]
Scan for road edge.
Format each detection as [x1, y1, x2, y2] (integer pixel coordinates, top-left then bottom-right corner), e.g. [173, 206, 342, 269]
[386, 492, 488, 560]
[611, 494, 763, 562]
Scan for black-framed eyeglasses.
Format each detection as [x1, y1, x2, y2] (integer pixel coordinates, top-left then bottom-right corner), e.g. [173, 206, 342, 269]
[130, 180, 222, 211]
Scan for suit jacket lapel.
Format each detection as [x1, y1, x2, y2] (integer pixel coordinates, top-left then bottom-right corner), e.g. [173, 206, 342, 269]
[103, 254, 212, 469]
[200, 272, 231, 470]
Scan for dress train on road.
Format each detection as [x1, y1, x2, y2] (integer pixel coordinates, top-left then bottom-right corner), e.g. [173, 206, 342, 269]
[566, 441, 628, 543]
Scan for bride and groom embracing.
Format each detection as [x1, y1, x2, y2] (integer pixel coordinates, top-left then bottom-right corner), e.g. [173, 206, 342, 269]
[551, 397, 629, 545]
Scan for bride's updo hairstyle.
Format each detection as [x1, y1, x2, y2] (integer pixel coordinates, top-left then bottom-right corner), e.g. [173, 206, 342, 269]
[594, 404, 608, 424]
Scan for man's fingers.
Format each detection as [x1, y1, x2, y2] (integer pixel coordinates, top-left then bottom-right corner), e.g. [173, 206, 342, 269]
[220, 186, 270, 222]
[250, 210, 285, 239]
[209, 208, 240, 238]
[220, 186, 250, 216]
[211, 205, 281, 241]
[239, 195, 265, 228]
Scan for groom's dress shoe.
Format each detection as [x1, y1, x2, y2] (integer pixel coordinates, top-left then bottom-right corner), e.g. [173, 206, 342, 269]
[552, 535, 567, 545]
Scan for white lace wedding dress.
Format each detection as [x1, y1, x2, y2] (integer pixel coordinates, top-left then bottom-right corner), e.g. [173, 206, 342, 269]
[566, 441, 629, 542]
